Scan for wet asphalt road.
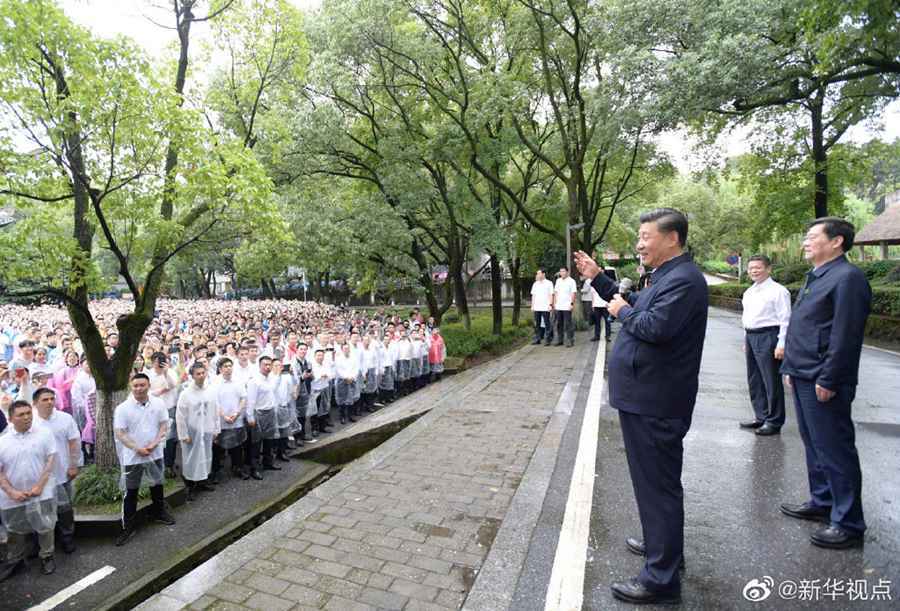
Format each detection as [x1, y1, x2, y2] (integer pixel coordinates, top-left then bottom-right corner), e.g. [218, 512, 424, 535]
[583, 308, 900, 609]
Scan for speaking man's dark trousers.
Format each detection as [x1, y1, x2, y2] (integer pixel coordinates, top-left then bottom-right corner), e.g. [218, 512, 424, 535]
[791, 378, 865, 534]
[618, 410, 690, 594]
[745, 328, 785, 427]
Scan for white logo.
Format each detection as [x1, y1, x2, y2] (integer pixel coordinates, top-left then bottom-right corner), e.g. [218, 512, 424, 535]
[743, 577, 775, 602]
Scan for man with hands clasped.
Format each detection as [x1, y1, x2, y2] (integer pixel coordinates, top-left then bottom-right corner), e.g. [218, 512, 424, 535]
[574, 207, 708, 606]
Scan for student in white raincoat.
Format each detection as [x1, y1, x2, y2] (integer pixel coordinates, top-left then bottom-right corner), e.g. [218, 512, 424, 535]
[176, 361, 219, 500]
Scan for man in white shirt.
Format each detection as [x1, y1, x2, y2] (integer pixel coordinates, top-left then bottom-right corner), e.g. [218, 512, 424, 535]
[310, 349, 333, 435]
[0, 400, 58, 578]
[530, 269, 554, 345]
[211, 357, 249, 480]
[113, 373, 174, 546]
[552, 267, 578, 347]
[147, 352, 179, 479]
[246, 356, 278, 476]
[32, 387, 81, 554]
[740, 255, 792, 436]
[588, 274, 612, 342]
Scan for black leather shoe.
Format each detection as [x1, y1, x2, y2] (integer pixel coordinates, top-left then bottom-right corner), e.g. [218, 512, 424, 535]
[240, 468, 250, 480]
[781, 501, 830, 522]
[740, 420, 764, 429]
[811, 525, 864, 549]
[263, 464, 282, 471]
[590, 337, 600, 342]
[40, 556, 56, 575]
[154, 508, 176, 525]
[250, 469, 263, 480]
[755, 424, 781, 436]
[277, 454, 291, 463]
[531, 339, 541, 345]
[197, 482, 215, 492]
[554, 341, 564, 346]
[115, 528, 136, 547]
[610, 578, 681, 605]
[61, 538, 76, 554]
[625, 537, 686, 570]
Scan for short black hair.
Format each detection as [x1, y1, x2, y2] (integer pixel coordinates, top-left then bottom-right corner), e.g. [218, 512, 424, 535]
[258, 355, 273, 364]
[639, 207, 689, 247]
[10, 400, 32, 417]
[189, 361, 206, 375]
[748, 254, 772, 267]
[217, 357, 233, 372]
[32, 386, 55, 402]
[808, 217, 855, 252]
[131, 372, 150, 383]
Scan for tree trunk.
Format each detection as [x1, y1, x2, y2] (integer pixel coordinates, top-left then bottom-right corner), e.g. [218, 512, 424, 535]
[810, 94, 829, 218]
[511, 255, 522, 327]
[489, 252, 503, 335]
[94, 388, 130, 471]
[449, 239, 471, 330]
[261, 279, 274, 298]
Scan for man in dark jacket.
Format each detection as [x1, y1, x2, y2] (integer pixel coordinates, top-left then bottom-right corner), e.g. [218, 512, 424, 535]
[779, 217, 871, 549]
[575, 207, 708, 606]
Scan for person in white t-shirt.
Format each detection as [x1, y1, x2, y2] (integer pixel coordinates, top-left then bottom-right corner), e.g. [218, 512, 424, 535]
[113, 373, 174, 546]
[531, 269, 554, 345]
[0, 400, 58, 578]
[552, 267, 578, 347]
[32, 387, 81, 554]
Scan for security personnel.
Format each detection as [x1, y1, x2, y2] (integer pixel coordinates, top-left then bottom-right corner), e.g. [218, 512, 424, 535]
[575, 207, 708, 606]
[780, 217, 871, 549]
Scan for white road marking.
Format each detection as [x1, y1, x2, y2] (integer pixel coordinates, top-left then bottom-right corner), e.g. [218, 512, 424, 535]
[28, 565, 117, 611]
[544, 340, 606, 611]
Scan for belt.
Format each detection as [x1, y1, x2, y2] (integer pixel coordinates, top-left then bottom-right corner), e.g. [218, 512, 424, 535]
[745, 326, 779, 334]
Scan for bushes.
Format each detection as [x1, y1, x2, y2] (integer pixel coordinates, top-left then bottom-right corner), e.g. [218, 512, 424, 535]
[702, 260, 734, 275]
[708, 283, 900, 318]
[771, 263, 809, 285]
[74, 464, 170, 507]
[857, 260, 900, 285]
[441, 311, 532, 360]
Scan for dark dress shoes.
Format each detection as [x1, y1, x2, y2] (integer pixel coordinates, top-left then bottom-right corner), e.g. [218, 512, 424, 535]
[755, 424, 781, 436]
[739, 420, 764, 429]
[811, 525, 864, 549]
[780, 501, 830, 522]
[625, 537, 686, 570]
[115, 528, 136, 547]
[197, 482, 215, 492]
[610, 578, 681, 606]
[250, 469, 264, 480]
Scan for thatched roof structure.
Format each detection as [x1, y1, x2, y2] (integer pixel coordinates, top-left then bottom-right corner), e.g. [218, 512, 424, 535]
[856, 191, 900, 246]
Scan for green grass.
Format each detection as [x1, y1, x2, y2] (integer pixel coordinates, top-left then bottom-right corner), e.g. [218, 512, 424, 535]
[74, 464, 181, 513]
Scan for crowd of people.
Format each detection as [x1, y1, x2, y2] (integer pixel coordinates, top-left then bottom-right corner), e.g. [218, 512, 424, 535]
[0, 300, 447, 580]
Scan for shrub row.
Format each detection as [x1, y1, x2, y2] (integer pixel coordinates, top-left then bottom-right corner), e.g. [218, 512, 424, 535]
[708, 283, 900, 318]
[441, 314, 533, 360]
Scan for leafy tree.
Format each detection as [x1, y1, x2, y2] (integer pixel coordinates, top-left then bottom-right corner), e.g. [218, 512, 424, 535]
[0, 0, 285, 470]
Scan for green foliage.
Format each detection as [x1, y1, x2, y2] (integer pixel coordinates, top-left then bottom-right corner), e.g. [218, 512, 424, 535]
[709, 282, 900, 318]
[702, 261, 734, 275]
[72, 464, 144, 506]
[856, 260, 900, 284]
[441, 311, 532, 360]
[771, 263, 811, 285]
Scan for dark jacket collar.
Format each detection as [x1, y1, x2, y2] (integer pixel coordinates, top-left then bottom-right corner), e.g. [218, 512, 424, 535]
[811, 254, 847, 278]
[650, 252, 692, 282]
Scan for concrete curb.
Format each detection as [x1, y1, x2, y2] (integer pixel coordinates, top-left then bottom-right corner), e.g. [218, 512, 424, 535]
[462, 339, 602, 611]
[98, 463, 332, 611]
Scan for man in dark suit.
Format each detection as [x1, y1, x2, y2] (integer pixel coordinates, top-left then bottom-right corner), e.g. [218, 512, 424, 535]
[575, 207, 708, 606]
[779, 217, 871, 549]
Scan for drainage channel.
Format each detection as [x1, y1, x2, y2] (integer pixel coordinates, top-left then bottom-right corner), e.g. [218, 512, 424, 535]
[102, 412, 430, 611]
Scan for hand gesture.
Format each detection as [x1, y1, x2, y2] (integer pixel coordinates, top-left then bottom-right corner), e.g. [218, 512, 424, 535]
[608, 294, 629, 317]
[573, 251, 601, 280]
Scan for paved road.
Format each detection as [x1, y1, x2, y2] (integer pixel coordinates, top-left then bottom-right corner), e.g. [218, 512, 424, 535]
[580, 308, 900, 609]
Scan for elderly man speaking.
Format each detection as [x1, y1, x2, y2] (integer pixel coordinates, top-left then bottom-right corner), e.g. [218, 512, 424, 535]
[574, 207, 708, 606]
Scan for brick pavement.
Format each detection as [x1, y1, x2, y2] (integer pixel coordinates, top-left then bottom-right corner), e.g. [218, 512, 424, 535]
[138, 338, 582, 611]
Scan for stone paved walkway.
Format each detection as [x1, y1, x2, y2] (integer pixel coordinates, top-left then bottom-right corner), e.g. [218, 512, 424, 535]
[137, 337, 587, 611]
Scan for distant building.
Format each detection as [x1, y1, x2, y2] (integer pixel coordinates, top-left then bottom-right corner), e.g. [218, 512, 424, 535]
[856, 190, 900, 260]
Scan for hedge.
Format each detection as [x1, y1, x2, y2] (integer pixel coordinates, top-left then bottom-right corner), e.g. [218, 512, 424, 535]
[709, 282, 900, 319]
[441, 312, 533, 360]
